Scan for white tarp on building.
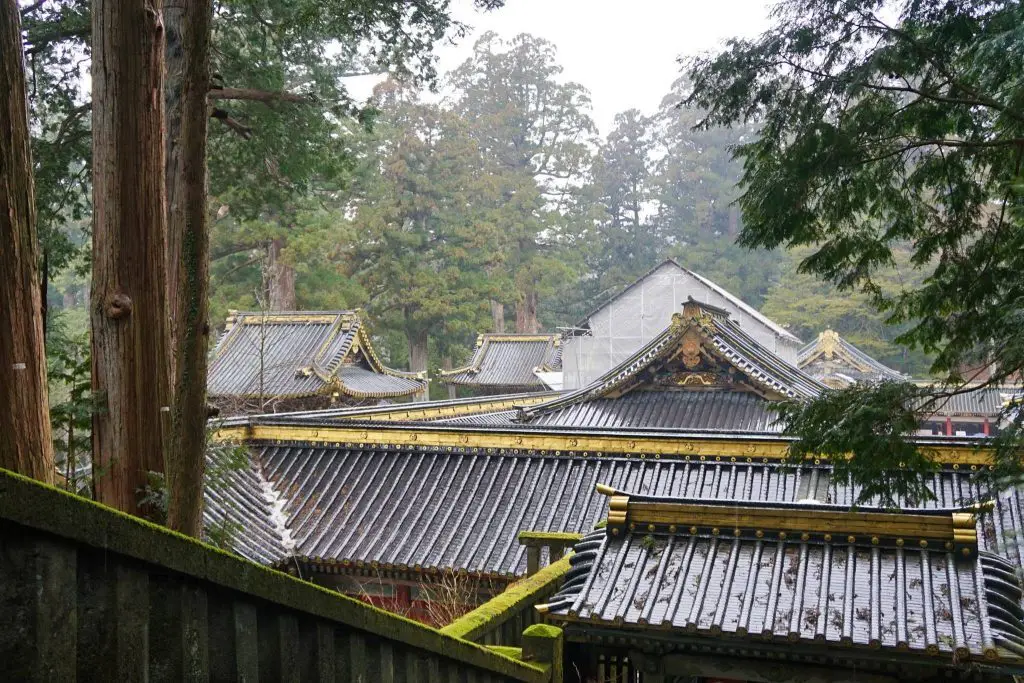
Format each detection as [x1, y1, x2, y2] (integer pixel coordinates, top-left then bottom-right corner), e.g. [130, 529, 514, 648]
[562, 261, 802, 389]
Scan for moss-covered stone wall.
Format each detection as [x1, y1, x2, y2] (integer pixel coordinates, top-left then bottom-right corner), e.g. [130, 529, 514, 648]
[0, 468, 551, 682]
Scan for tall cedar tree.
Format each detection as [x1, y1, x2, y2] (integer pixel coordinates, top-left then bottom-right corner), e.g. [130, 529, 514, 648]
[686, 0, 1024, 504]
[91, 0, 170, 514]
[347, 83, 503, 379]
[0, 0, 55, 482]
[449, 32, 595, 333]
[165, 0, 212, 535]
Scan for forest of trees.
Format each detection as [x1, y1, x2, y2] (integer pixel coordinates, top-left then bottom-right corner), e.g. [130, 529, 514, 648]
[37, 27, 932, 394]
[12, 0, 979, 524]
[3, 0, 1019, 530]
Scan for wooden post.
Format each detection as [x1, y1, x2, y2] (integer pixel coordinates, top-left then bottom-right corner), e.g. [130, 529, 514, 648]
[522, 623, 563, 683]
[526, 545, 540, 576]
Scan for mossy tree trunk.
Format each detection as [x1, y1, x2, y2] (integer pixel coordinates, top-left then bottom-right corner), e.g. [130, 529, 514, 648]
[441, 356, 457, 400]
[407, 325, 429, 401]
[515, 288, 539, 334]
[267, 237, 296, 310]
[0, 0, 55, 483]
[90, 0, 170, 514]
[164, 0, 212, 536]
[490, 300, 505, 333]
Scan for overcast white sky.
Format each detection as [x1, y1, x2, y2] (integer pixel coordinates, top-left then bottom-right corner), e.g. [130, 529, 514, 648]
[434, 0, 775, 135]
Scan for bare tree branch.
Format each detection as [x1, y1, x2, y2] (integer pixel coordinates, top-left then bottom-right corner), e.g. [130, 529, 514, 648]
[210, 107, 252, 139]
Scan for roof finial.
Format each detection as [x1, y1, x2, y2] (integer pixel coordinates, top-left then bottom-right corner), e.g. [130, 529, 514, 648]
[820, 329, 840, 359]
[681, 298, 702, 319]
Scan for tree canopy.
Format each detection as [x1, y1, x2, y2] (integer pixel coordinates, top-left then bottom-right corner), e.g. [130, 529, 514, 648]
[685, 0, 1024, 502]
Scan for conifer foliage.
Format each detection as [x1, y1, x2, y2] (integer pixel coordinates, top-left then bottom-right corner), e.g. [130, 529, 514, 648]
[685, 0, 1024, 495]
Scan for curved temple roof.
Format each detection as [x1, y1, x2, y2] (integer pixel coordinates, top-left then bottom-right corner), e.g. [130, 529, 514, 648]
[208, 311, 426, 401]
[517, 300, 824, 429]
[543, 486, 1024, 669]
[204, 440, 1024, 581]
[439, 333, 563, 391]
[798, 329, 906, 387]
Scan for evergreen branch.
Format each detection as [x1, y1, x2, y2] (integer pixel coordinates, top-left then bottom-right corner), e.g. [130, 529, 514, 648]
[24, 25, 90, 54]
[854, 10, 1024, 124]
[208, 87, 316, 105]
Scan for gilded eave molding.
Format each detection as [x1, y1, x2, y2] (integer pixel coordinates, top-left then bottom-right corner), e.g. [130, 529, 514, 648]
[597, 484, 984, 555]
[213, 422, 998, 466]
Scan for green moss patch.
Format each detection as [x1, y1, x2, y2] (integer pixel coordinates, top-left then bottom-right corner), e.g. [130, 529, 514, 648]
[441, 556, 572, 641]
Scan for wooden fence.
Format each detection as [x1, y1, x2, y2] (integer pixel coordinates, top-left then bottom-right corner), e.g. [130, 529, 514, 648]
[0, 468, 557, 682]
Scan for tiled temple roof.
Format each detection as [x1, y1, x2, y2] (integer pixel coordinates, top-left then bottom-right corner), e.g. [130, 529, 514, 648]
[543, 488, 1024, 668]
[797, 329, 906, 386]
[515, 300, 823, 430]
[924, 387, 1018, 418]
[439, 334, 562, 391]
[208, 311, 426, 401]
[205, 442, 1024, 580]
[524, 391, 781, 432]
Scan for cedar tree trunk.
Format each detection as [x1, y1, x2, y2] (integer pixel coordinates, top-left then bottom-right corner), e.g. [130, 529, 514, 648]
[490, 300, 505, 333]
[267, 237, 296, 310]
[515, 289, 539, 333]
[0, 0, 55, 483]
[164, 0, 212, 536]
[91, 0, 170, 514]
[408, 327, 429, 401]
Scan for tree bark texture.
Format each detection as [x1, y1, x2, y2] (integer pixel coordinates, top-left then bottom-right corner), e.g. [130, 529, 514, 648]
[91, 0, 170, 514]
[164, 0, 211, 536]
[0, 0, 55, 483]
[515, 289, 539, 334]
[490, 300, 505, 333]
[267, 237, 296, 310]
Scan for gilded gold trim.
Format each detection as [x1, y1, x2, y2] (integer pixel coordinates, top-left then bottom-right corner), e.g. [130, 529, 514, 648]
[211, 423, 996, 465]
[626, 501, 969, 542]
[238, 313, 340, 325]
[595, 484, 978, 550]
[330, 393, 554, 423]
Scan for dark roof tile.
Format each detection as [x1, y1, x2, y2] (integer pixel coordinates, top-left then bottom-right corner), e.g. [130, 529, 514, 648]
[440, 334, 562, 390]
[208, 311, 426, 401]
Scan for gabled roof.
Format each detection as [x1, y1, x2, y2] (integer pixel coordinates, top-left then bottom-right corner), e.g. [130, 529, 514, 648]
[798, 329, 905, 386]
[577, 259, 802, 344]
[208, 311, 426, 401]
[542, 487, 1024, 669]
[518, 300, 823, 430]
[438, 333, 562, 390]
